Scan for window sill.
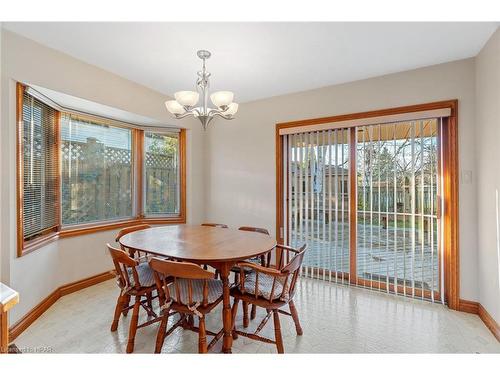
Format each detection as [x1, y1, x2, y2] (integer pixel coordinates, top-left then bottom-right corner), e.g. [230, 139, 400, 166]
[59, 216, 186, 238]
[21, 231, 59, 256]
[19, 216, 186, 256]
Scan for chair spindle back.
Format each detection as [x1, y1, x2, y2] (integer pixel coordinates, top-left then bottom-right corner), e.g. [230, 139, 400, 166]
[116, 224, 151, 258]
[238, 226, 270, 235]
[107, 244, 140, 290]
[201, 223, 228, 228]
[149, 258, 215, 307]
[239, 244, 307, 302]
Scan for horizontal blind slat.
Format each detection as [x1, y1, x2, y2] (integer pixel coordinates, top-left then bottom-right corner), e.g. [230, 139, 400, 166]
[22, 92, 58, 240]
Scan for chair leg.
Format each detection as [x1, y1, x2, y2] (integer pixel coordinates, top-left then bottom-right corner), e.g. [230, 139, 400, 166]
[273, 310, 284, 354]
[126, 297, 141, 353]
[250, 304, 257, 320]
[198, 316, 208, 353]
[289, 300, 303, 335]
[231, 298, 239, 339]
[242, 301, 249, 328]
[111, 294, 125, 331]
[122, 294, 131, 316]
[146, 291, 153, 316]
[155, 311, 170, 354]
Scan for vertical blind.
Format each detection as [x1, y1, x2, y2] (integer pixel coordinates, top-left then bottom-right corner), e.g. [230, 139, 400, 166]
[286, 129, 351, 284]
[355, 120, 442, 302]
[144, 131, 180, 216]
[284, 119, 444, 303]
[61, 114, 133, 225]
[22, 92, 59, 240]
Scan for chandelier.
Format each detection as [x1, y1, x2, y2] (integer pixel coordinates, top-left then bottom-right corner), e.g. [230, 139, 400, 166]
[165, 50, 238, 130]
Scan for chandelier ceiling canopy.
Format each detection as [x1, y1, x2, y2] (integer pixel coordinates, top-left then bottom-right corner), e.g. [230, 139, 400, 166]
[165, 50, 238, 130]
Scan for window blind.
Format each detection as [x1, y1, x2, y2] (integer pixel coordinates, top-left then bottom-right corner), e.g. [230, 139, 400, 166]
[286, 129, 351, 283]
[22, 92, 59, 240]
[283, 119, 445, 303]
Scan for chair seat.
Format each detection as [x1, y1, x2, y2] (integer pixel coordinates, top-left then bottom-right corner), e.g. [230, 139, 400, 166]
[241, 272, 289, 301]
[127, 263, 155, 288]
[168, 278, 223, 305]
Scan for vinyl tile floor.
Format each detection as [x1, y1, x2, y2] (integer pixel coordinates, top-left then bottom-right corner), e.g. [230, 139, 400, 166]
[14, 278, 500, 353]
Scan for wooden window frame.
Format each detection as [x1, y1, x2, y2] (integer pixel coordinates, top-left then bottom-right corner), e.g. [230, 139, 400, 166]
[16, 83, 187, 256]
[275, 100, 459, 310]
[139, 129, 186, 221]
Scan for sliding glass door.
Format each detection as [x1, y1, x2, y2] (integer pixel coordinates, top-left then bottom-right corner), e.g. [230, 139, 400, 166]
[282, 117, 445, 303]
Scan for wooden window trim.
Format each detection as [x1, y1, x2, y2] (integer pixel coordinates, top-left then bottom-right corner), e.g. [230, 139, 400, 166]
[275, 100, 459, 310]
[16, 83, 187, 255]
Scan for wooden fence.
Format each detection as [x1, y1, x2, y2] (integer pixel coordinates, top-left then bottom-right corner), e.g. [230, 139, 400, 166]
[61, 137, 178, 225]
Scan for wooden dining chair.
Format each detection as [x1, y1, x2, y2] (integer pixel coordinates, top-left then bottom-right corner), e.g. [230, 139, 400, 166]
[149, 257, 224, 353]
[230, 243, 307, 353]
[201, 223, 229, 228]
[116, 224, 151, 260]
[115, 224, 152, 317]
[107, 244, 164, 353]
[236, 226, 271, 326]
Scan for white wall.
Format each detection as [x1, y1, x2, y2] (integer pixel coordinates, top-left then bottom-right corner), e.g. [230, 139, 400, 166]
[475, 28, 500, 323]
[0, 30, 205, 323]
[205, 58, 479, 301]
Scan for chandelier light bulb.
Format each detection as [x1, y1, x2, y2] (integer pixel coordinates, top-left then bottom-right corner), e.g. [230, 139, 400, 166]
[224, 102, 239, 116]
[174, 91, 199, 107]
[165, 100, 186, 115]
[210, 91, 234, 108]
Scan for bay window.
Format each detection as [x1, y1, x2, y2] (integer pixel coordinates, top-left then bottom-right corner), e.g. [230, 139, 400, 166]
[16, 83, 186, 256]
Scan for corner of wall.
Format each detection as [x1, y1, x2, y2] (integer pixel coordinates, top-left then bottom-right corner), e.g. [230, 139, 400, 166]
[474, 26, 500, 325]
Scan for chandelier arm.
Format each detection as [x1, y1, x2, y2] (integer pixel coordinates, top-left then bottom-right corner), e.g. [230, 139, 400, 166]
[174, 111, 196, 120]
[207, 108, 223, 116]
[211, 112, 234, 120]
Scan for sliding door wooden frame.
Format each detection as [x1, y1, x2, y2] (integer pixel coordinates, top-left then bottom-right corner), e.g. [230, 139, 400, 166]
[275, 99, 459, 309]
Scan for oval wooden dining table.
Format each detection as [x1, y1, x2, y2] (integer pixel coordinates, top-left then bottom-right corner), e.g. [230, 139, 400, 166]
[118, 224, 277, 353]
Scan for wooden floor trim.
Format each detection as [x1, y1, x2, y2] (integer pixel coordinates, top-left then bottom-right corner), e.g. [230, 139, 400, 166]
[458, 299, 479, 314]
[8, 270, 114, 341]
[459, 298, 499, 342]
[478, 303, 500, 342]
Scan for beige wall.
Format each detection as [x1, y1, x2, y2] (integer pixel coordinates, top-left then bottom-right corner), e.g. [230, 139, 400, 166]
[475, 28, 500, 323]
[0, 30, 205, 323]
[2, 27, 498, 326]
[205, 58, 479, 301]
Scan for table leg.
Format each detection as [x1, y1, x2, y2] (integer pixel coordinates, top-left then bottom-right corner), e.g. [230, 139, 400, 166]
[220, 263, 233, 353]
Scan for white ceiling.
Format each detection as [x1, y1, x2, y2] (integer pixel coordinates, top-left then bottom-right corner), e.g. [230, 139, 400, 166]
[4, 22, 498, 103]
